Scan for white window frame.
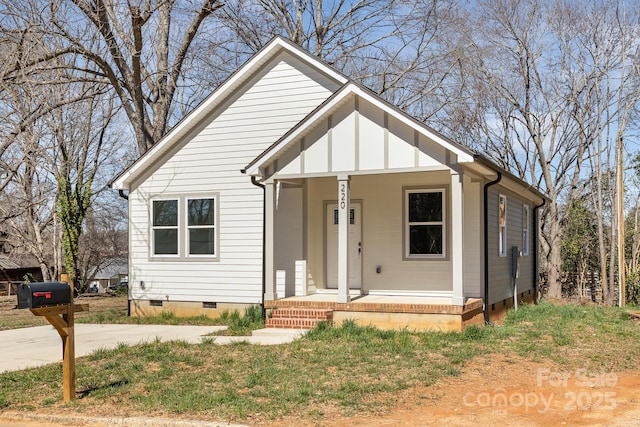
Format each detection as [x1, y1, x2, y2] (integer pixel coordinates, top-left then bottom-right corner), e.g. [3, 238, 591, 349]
[186, 197, 217, 257]
[152, 198, 180, 257]
[522, 204, 530, 256]
[405, 188, 446, 259]
[499, 194, 507, 257]
[150, 194, 219, 261]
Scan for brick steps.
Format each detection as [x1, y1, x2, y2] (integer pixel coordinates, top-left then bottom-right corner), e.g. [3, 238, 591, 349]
[266, 308, 333, 329]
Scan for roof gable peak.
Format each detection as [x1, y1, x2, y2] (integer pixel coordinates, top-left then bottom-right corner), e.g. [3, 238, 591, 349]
[112, 36, 348, 190]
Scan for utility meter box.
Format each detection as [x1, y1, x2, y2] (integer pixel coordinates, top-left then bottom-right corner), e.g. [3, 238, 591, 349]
[511, 246, 521, 279]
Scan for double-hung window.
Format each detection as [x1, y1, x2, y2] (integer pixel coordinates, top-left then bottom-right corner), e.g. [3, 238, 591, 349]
[151, 196, 217, 258]
[498, 194, 507, 257]
[187, 198, 216, 256]
[405, 189, 445, 258]
[522, 204, 530, 256]
[152, 199, 179, 255]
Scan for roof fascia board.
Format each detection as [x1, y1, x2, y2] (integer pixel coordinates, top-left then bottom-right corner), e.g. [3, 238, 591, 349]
[472, 155, 548, 203]
[112, 36, 348, 190]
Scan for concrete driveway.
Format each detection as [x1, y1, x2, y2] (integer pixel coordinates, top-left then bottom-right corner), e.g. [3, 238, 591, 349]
[0, 324, 226, 373]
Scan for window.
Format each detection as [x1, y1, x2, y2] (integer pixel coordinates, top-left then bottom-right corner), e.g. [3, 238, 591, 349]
[153, 199, 178, 255]
[522, 205, 530, 256]
[406, 189, 445, 257]
[333, 208, 355, 225]
[151, 195, 218, 259]
[187, 198, 216, 256]
[499, 194, 507, 257]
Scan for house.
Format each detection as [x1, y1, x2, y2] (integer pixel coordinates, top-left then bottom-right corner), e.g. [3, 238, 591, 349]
[0, 255, 43, 296]
[88, 256, 128, 293]
[112, 37, 547, 331]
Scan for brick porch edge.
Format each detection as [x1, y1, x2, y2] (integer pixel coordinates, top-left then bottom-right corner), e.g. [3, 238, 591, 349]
[264, 298, 483, 316]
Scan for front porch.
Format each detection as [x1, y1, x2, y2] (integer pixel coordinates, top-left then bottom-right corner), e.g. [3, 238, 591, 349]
[265, 293, 484, 332]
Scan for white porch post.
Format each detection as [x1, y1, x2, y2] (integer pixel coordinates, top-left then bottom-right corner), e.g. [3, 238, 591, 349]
[264, 181, 277, 301]
[337, 175, 351, 303]
[451, 170, 465, 306]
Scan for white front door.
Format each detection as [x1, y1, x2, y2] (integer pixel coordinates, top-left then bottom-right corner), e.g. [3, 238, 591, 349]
[326, 202, 362, 289]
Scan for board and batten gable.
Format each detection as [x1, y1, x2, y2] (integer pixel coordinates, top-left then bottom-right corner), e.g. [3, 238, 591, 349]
[486, 185, 535, 304]
[274, 96, 450, 177]
[128, 52, 341, 304]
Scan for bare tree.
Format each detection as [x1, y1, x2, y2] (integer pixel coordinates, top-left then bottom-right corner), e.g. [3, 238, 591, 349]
[216, 0, 468, 121]
[457, 0, 584, 298]
[454, 0, 640, 301]
[0, 0, 223, 155]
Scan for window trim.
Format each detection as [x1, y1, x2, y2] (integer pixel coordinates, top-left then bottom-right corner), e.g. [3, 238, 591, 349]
[522, 204, 530, 256]
[149, 193, 220, 262]
[404, 187, 447, 260]
[186, 196, 217, 258]
[498, 194, 507, 257]
[151, 198, 180, 258]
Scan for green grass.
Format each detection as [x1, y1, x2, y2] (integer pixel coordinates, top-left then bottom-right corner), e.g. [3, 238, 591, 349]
[1, 302, 638, 423]
[214, 305, 264, 335]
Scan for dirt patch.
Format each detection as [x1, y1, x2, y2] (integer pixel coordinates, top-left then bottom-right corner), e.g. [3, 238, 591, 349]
[264, 355, 640, 427]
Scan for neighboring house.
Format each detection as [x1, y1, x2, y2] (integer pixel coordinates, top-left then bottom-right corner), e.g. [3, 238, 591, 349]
[88, 256, 128, 293]
[0, 255, 43, 296]
[112, 37, 547, 331]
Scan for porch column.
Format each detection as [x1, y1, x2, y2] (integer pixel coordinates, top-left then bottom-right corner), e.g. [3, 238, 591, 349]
[337, 175, 351, 303]
[451, 170, 465, 306]
[264, 181, 277, 301]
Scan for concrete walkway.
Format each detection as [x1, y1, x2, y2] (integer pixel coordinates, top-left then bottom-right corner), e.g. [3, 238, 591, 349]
[0, 324, 305, 373]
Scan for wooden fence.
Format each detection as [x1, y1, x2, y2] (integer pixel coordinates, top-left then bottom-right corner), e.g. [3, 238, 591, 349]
[539, 272, 605, 301]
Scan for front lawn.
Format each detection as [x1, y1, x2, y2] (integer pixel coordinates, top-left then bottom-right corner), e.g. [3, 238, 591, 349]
[1, 302, 638, 424]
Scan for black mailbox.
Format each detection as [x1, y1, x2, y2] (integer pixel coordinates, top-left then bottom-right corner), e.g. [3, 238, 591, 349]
[17, 282, 71, 309]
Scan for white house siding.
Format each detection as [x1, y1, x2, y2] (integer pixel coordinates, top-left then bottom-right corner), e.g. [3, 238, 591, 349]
[128, 52, 340, 304]
[304, 172, 454, 293]
[486, 185, 535, 304]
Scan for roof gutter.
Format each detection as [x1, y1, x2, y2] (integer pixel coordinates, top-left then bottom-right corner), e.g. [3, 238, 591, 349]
[533, 198, 546, 304]
[483, 171, 502, 325]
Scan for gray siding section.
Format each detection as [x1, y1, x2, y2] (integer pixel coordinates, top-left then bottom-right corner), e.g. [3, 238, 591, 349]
[487, 185, 535, 304]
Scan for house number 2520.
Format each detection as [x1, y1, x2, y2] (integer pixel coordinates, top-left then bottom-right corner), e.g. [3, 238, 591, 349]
[340, 183, 347, 209]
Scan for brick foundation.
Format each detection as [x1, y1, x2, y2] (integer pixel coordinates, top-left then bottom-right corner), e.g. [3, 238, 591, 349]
[266, 308, 333, 329]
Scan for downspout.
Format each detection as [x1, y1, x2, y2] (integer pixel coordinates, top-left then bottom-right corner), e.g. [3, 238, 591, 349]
[249, 175, 267, 322]
[533, 198, 546, 304]
[483, 172, 502, 325]
[117, 189, 130, 316]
